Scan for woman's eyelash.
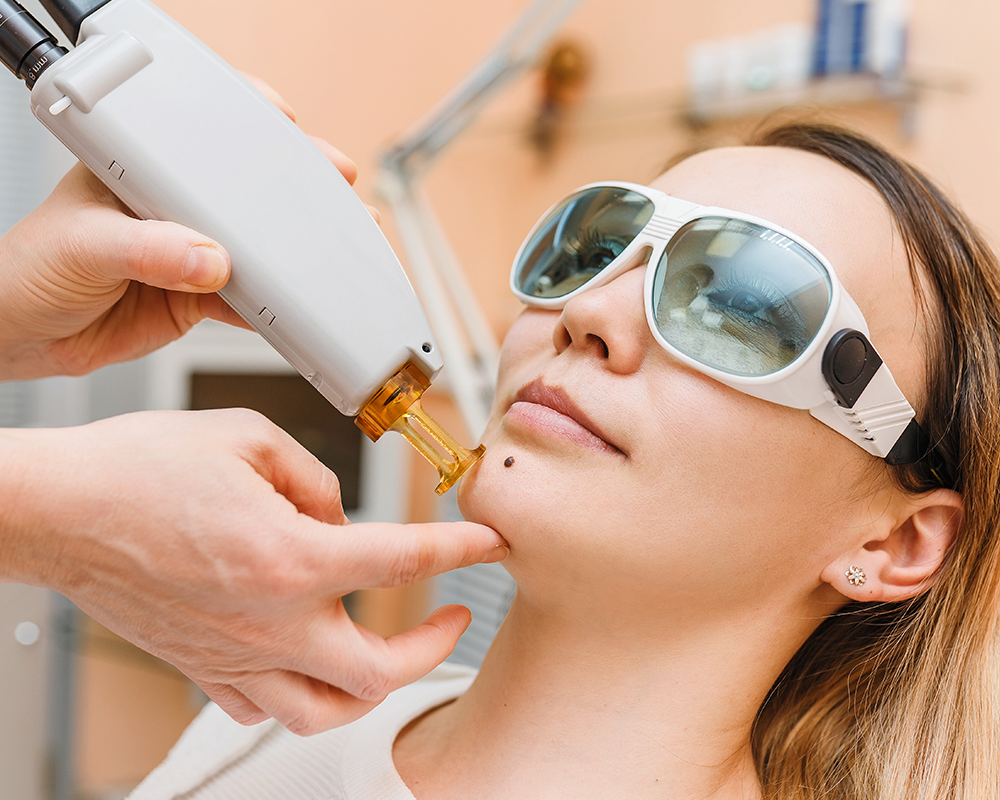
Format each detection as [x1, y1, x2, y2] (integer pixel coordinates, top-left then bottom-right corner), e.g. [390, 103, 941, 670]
[572, 228, 629, 258]
[705, 272, 809, 340]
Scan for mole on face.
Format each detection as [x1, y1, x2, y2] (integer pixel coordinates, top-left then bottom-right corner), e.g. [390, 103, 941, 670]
[504, 456, 515, 468]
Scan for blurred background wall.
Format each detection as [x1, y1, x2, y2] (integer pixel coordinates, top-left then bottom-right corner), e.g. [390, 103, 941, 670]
[1, 0, 998, 797]
[154, 0, 998, 334]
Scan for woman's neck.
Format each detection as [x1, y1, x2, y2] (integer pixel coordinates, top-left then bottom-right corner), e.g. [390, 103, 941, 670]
[394, 587, 820, 800]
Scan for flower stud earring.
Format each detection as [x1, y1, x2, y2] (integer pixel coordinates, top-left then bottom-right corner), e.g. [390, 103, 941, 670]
[845, 566, 867, 587]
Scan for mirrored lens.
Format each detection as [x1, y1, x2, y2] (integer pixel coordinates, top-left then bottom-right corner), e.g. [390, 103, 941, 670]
[651, 218, 831, 376]
[514, 186, 655, 298]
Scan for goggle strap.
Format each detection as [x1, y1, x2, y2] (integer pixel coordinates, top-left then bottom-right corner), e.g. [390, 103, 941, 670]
[885, 420, 952, 491]
[884, 418, 927, 466]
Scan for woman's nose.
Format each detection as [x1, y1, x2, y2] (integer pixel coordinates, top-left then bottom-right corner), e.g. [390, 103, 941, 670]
[552, 267, 649, 374]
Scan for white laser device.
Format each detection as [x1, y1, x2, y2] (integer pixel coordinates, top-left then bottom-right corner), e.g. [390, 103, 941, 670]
[0, 0, 484, 493]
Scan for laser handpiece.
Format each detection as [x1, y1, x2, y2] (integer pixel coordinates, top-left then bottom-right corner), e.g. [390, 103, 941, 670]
[0, 0, 484, 494]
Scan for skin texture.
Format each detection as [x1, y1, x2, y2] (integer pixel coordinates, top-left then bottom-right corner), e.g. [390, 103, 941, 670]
[392, 148, 963, 799]
[0, 77, 506, 734]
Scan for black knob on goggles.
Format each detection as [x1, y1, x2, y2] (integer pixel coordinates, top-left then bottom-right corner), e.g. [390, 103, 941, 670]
[822, 328, 928, 466]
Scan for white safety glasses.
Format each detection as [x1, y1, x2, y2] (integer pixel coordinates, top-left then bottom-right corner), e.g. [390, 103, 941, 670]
[510, 181, 929, 464]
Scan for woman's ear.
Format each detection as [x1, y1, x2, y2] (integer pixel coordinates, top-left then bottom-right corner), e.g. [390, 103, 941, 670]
[821, 488, 964, 603]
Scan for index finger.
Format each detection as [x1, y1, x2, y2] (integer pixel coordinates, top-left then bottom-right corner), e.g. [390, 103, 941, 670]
[307, 519, 508, 592]
[240, 72, 296, 120]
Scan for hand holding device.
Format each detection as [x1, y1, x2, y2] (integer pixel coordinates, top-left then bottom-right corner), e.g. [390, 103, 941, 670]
[0, 126, 358, 380]
[0, 159, 238, 379]
[0, 0, 484, 493]
[0, 410, 507, 733]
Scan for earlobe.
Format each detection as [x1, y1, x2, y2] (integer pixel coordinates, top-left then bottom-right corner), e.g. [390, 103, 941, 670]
[823, 488, 963, 603]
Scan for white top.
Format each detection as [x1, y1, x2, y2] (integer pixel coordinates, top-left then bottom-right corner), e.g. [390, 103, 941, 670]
[127, 664, 476, 800]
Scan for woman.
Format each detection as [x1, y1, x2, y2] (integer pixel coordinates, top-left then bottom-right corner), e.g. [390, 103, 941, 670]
[129, 122, 999, 800]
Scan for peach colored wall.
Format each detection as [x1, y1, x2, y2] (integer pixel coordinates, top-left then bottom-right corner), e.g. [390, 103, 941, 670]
[909, 0, 1000, 243]
[75, 619, 201, 797]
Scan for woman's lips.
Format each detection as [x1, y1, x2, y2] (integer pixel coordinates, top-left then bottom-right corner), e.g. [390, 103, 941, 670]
[507, 380, 624, 456]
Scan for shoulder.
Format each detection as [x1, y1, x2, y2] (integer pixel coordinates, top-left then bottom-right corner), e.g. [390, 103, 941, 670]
[126, 701, 283, 800]
[127, 664, 477, 800]
[337, 663, 477, 799]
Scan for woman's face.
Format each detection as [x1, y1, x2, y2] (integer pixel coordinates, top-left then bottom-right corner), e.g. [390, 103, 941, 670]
[459, 146, 928, 612]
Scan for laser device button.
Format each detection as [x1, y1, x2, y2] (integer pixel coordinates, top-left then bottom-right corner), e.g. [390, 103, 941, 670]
[108, 160, 124, 180]
[306, 372, 323, 389]
[49, 95, 72, 115]
[257, 307, 275, 326]
[52, 32, 153, 113]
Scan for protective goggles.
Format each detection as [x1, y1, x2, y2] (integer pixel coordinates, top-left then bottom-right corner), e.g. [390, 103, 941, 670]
[510, 181, 928, 465]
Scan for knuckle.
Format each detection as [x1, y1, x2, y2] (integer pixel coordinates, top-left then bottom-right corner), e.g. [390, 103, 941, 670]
[317, 467, 345, 521]
[121, 222, 183, 284]
[47, 342, 100, 377]
[257, 566, 308, 602]
[385, 536, 437, 588]
[194, 407, 269, 452]
[240, 709, 270, 726]
[341, 643, 398, 704]
[321, 465, 342, 496]
[226, 406, 270, 431]
[228, 704, 268, 727]
[283, 706, 323, 737]
[237, 538, 309, 599]
[353, 670, 395, 704]
[202, 683, 266, 726]
[199, 528, 304, 604]
[120, 229, 155, 281]
[225, 408, 284, 451]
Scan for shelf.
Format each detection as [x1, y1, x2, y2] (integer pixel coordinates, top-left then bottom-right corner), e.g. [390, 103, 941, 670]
[682, 73, 923, 127]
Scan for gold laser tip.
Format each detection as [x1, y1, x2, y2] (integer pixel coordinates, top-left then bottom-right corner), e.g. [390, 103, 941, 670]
[355, 363, 486, 495]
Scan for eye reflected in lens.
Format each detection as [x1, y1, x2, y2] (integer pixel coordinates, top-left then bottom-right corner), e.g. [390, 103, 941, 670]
[514, 186, 654, 298]
[651, 218, 831, 377]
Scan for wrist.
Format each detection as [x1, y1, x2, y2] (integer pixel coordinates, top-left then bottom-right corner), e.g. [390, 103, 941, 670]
[0, 229, 56, 381]
[0, 346, 49, 383]
[0, 426, 69, 586]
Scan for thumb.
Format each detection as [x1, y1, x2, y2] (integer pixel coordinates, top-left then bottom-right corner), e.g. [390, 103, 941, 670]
[51, 164, 231, 292]
[105, 217, 231, 292]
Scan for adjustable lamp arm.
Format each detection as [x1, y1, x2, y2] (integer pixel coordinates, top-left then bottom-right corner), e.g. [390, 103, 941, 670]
[382, 0, 585, 178]
[378, 0, 585, 439]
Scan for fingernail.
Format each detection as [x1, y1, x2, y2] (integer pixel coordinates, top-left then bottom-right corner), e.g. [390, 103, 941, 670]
[183, 245, 228, 287]
[481, 544, 510, 564]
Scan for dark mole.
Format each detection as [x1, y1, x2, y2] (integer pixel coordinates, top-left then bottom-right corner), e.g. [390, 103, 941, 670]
[504, 456, 515, 468]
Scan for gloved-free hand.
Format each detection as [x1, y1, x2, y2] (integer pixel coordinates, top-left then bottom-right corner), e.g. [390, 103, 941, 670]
[1, 408, 507, 734]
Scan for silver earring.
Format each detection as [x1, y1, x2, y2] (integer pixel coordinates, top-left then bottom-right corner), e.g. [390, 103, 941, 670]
[845, 566, 867, 586]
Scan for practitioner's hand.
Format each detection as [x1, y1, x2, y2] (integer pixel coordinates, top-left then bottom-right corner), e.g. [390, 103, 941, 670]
[0, 409, 506, 735]
[0, 76, 360, 381]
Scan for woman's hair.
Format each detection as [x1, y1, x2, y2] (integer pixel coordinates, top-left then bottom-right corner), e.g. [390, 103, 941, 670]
[743, 122, 1000, 799]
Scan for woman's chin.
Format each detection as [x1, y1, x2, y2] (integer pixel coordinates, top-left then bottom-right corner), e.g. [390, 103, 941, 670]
[456, 446, 502, 527]
[456, 442, 540, 546]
